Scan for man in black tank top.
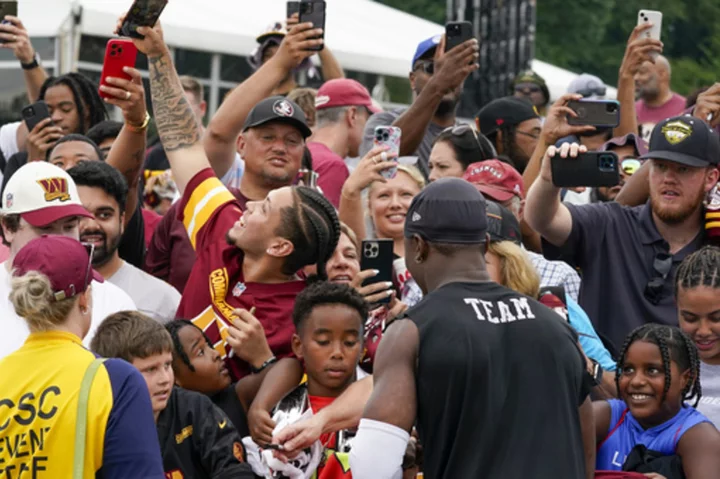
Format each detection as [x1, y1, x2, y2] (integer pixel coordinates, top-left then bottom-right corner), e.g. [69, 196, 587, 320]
[349, 178, 596, 479]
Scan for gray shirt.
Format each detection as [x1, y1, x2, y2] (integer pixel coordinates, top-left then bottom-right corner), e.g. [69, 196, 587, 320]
[698, 361, 720, 427]
[359, 108, 450, 180]
[108, 261, 181, 323]
[542, 201, 704, 350]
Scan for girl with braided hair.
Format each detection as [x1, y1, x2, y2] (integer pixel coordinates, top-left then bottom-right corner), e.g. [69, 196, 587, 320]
[676, 246, 720, 426]
[593, 323, 720, 476]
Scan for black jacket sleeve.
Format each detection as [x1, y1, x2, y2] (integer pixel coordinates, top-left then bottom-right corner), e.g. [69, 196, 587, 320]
[192, 393, 255, 479]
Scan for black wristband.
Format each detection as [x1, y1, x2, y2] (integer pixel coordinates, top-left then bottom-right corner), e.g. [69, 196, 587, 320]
[21, 53, 40, 70]
[251, 356, 278, 374]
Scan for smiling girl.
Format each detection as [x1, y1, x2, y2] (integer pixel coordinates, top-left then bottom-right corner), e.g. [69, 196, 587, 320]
[676, 246, 720, 426]
[593, 324, 720, 477]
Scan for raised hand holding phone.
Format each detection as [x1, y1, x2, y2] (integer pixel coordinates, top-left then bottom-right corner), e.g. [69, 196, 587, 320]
[298, 0, 326, 52]
[22, 102, 63, 162]
[119, 0, 168, 39]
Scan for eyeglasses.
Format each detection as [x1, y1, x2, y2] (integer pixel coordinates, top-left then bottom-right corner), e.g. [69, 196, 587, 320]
[444, 124, 496, 157]
[414, 60, 434, 75]
[516, 130, 540, 140]
[644, 252, 672, 305]
[621, 158, 642, 176]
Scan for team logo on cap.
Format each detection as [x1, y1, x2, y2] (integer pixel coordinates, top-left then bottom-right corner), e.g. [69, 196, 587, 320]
[412, 212, 422, 222]
[5, 193, 12, 208]
[315, 95, 330, 107]
[36, 177, 71, 203]
[661, 120, 692, 145]
[273, 99, 294, 117]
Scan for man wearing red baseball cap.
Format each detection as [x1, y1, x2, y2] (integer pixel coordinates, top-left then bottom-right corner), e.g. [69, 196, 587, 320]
[309, 78, 381, 207]
[0, 162, 136, 359]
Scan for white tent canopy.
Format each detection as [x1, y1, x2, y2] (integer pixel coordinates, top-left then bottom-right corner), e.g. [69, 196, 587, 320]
[19, 0, 615, 99]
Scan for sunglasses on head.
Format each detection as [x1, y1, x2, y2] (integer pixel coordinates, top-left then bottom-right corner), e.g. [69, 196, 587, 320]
[644, 252, 672, 305]
[444, 124, 493, 156]
[621, 158, 642, 176]
[414, 60, 434, 75]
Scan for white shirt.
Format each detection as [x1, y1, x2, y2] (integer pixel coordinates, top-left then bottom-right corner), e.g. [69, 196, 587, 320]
[0, 121, 20, 160]
[0, 262, 137, 359]
[108, 261, 180, 323]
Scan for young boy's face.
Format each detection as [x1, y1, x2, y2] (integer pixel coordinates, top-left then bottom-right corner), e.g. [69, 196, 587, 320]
[173, 324, 232, 395]
[292, 304, 363, 398]
[132, 351, 175, 418]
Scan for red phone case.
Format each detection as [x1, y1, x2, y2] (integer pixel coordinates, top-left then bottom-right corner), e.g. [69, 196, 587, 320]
[99, 39, 138, 100]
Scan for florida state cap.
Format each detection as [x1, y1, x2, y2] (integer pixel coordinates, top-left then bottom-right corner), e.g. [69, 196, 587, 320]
[242, 96, 312, 139]
[13, 235, 103, 302]
[2, 162, 92, 227]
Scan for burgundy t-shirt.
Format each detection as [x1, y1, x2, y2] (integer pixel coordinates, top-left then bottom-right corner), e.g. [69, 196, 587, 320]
[636, 93, 686, 141]
[145, 187, 248, 294]
[307, 141, 350, 208]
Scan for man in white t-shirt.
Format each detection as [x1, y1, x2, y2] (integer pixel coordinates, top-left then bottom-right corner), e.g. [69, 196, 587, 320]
[0, 162, 135, 358]
[67, 160, 180, 322]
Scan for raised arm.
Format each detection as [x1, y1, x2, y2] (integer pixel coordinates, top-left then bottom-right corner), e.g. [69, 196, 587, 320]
[394, 36, 478, 156]
[614, 23, 663, 138]
[318, 46, 344, 81]
[204, 22, 322, 179]
[0, 16, 49, 103]
[100, 67, 148, 226]
[120, 19, 206, 194]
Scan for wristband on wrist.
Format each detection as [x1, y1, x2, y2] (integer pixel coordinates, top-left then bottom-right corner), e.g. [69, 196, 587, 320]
[126, 112, 150, 133]
[21, 52, 41, 70]
[251, 355, 278, 374]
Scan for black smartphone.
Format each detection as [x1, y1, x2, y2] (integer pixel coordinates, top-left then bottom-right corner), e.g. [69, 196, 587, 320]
[299, 0, 325, 52]
[22, 101, 52, 132]
[551, 151, 619, 188]
[567, 100, 620, 128]
[445, 21, 473, 52]
[0, 1, 17, 44]
[287, 1, 300, 19]
[120, 0, 168, 40]
[360, 239, 394, 306]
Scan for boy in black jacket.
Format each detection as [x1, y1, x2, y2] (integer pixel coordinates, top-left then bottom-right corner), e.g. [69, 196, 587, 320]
[91, 311, 254, 479]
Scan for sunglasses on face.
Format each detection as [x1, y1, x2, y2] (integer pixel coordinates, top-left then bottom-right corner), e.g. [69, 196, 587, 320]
[621, 158, 642, 176]
[514, 84, 541, 94]
[644, 252, 672, 305]
[414, 60, 434, 75]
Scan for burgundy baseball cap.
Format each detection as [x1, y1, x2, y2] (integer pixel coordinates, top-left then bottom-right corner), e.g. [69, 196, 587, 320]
[462, 160, 525, 202]
[315, 79, 381, 113]
[601, 133, 649, 157]
[13, 235, 103, 302]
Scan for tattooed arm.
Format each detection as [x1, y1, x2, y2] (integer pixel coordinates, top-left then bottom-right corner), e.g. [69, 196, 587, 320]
[101, 67, 147, 226]
[124, 21, 208, 194]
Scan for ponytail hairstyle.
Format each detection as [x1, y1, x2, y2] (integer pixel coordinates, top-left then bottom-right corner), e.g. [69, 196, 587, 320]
[276, 186, 341, 280]
[10, 271, 77, 332]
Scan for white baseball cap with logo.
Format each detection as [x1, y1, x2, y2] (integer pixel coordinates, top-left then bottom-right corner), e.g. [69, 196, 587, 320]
[1, 162, 92, 227]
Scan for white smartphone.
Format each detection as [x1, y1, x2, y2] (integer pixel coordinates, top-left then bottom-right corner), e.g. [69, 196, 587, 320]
[637, 10, 662, 41]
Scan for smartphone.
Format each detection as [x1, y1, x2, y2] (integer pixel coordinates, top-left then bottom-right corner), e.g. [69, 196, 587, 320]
[99, 39, 138, 100]
[299, 0, 325, 51]
[638, 10, 662, 42]
[373, 126, 401, 180]
[445, 21, 473, 52]
[551, 151, 619, 188]
[120, 0, 168, 39]
[360, 239, 394, 306]
[0, 1, 17, 44]
[567, 100, 620, 128]
[287, 1, 300, 19]
[22, 101, 52, 132]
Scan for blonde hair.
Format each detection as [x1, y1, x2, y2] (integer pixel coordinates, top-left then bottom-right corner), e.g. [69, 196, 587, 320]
[339, 221, 359, 251]
[10, 271, 77, 332]
[368, 164, 426, 198]
[487, 241, 540, 298]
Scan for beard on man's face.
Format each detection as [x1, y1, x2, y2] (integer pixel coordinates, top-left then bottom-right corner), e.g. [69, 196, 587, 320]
[650, 186, 706, 225]
[80, 229, 121, 267]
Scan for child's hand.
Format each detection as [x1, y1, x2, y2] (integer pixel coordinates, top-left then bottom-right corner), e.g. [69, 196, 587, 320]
[248, 403, 276, 446]
[228, 307, 274, 369]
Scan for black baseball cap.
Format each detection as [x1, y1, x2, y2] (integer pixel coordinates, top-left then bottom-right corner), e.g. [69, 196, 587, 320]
[404, 178, 487, 244]
[242, 96, 312, 138]
[476, 96, 539, 136]
[486, 201, 522, 246]
[639, 116, 720, 167]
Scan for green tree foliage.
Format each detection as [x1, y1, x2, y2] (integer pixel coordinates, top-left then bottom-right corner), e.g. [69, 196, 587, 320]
[374, 0, 720, 96]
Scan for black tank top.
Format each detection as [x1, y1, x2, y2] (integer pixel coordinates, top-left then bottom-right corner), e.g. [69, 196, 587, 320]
[407, 281, 590, 478]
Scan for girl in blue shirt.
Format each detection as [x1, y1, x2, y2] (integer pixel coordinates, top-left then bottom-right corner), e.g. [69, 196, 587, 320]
[593, 324, 720, 478]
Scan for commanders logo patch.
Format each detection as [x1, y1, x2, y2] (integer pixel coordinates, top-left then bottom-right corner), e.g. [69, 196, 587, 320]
[661, 120, 692, 145]
[36, 177, 71, 202]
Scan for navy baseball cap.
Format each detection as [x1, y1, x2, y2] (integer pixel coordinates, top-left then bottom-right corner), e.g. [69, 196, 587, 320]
[242, 96, 312, 139]
[411, 34, 442, 68]
[476, 96, 539, 136]
[639, 116, 720, 167]
[405, 177, 487, 244]
[486, 201, 522, 245]
[601, 132, 648, 157]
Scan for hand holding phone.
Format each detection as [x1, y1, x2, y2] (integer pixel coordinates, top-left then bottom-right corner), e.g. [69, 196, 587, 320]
[549, 143, 619, 188]
[445, 21, 473, 52]
[22, 101, 64, 162]
[120, 0, 168, 39]
[298, 0, 325, 52]
[637, 10, 662, 42]
[373, 126, 401, 179]
[357, 240, 395, 306]
[567, 100, 620, 128]
[99, 39, 138, 100]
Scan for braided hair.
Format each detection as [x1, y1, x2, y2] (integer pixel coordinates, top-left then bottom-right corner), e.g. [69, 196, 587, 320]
[165, 320, 214, 373]
[38, 73, 108, 134]
[615, 324, 702, 408]
[487, 125, 518, 161]
[675, 246, 720, 297]
[276, 186, 340, 280]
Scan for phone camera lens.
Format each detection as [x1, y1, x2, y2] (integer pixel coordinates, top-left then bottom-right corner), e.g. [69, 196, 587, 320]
[110, 51, 116, 56]
[117, 47, 123, 54]
[382, 133, 389, 141]
[606, 103, 618, 113]
[27, 107, 34, 116]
